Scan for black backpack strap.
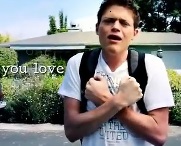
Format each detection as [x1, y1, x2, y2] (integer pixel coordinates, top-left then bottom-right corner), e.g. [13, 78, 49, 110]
[79, 48, 102, 113]
[79, 48, 101, 144]
[79, 48, 148, 115]
[127, 49, 148, 115]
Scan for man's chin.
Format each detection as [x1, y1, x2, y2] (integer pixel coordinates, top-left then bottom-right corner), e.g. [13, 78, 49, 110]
[103, 45, 124, 54]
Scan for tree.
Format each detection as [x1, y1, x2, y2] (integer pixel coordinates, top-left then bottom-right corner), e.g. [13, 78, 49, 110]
[64, 16, 68, 30]
[135, 0, 181, 33]
[57, 10, 68, 33]
[59, 11, 64, 30]
[0, 34, 11, 43]
[0, 48, 18, 77]
[47, 16, 57, 35]
[47, 11, 68, 35]
[168, 1, 181, 33]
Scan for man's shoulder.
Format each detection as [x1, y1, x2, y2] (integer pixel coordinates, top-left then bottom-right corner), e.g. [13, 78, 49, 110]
[144, 53, 167, 76]
[67, 52, 84, 67]
[130, 50, 163, 65]
[144, 53, 165, 67]
[145, 53, 162, 61]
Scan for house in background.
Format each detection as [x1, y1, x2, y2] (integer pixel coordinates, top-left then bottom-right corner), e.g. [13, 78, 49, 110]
[130, 32, 181, 74]
[0, 27, 181, 73]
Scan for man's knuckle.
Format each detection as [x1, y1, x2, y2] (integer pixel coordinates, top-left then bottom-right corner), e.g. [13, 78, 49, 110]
[139, 88, 142, 93]
[86, 84, 91, 89]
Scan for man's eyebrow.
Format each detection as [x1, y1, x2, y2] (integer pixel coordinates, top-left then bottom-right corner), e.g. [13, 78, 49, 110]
[103, 17, 116, 20]
[103, 17, 129, 22]
[119, 18, 129, 24]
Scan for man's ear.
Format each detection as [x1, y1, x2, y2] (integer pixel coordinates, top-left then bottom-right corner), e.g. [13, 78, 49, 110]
[131, 28, 139, 40]
[95, 23, 99, 35]
[134, 28, 139, 37]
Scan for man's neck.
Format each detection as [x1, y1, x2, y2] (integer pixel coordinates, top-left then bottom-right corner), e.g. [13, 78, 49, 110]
[102, 49, 128, 72]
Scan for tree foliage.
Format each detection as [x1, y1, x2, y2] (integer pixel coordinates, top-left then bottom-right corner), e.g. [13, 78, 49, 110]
[0, 48, 18, 77]
[0, 34, 11, 43]
[135, 0, 181, 33]
[46, 1, 181, 34]
[47, 10, 68, 35]
[47, 16, 57, 35]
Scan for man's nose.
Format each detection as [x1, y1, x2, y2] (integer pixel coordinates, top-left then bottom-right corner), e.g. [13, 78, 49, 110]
[111, 20, 120, 32]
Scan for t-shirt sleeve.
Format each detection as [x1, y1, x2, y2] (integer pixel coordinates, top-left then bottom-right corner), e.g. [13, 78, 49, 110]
[57, 53, 83, 101]
[144, 54, 175, 112]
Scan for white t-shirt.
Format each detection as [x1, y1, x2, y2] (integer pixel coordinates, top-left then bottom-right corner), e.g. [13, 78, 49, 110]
[58, 50, 175, 146]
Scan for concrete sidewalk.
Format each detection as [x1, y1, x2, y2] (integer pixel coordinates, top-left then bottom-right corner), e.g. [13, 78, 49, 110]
[0, 123, 64, 132]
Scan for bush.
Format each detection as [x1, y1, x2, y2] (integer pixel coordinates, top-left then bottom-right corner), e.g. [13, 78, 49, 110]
[22, 55, 53, 67]
[167, 69, 181, 125]
[1, 66, 180, 126]
[20, 55, 66, 77]
[0, 74, 64, 124]
[52, 58, 67, 75]
[0, 48, 18, 78]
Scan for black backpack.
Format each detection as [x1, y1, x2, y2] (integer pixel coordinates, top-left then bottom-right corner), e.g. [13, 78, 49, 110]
[79, 48, 148, 115]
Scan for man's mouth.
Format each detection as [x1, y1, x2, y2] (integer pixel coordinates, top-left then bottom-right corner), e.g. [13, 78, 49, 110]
[107, 35, 122, 41]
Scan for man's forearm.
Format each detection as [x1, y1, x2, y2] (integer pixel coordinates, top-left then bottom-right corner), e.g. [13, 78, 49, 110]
[116, 108, 167, 146]
[65, 98, 123, 142]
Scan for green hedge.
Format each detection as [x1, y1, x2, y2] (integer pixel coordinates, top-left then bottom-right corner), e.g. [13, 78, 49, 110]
[0, 74, 64, 124]
[167, 70, 181, 125]
[0, 53, 67, 124]
[21, 55, 66, 77]
[22, 55, 53, 67]
[0, 69, 180, 125]
[0, 48, 18, 78]
[52, 59, 66, 75]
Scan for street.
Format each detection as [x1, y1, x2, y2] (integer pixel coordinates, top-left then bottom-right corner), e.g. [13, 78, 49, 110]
[0, 124, 180, 146]
[0, 131, 80, 146]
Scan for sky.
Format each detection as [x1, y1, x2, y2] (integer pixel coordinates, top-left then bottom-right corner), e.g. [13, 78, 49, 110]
[0, 0, 103, 40]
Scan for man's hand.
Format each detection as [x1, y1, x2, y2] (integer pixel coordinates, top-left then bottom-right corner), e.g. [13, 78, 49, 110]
[85, 75, 142, 109]
[114, 75, 143, 108]
[85, 75, 112, 106]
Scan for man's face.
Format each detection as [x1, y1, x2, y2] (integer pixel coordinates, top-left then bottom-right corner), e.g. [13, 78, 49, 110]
[96, 5, 138, 54]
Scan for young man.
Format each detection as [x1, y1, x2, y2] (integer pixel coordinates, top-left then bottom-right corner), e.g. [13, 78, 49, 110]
[58, 0, 175, 145]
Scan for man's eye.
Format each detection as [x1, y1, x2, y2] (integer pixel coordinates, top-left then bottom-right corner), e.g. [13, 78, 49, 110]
[120, 21, 130, 26]
[122, 23, 128, 26]
[104, 19, 115, 23]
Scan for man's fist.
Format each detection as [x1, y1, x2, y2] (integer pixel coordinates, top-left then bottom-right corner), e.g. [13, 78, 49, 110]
[115, 75, 143, 108]
[85, 75, 112, 106]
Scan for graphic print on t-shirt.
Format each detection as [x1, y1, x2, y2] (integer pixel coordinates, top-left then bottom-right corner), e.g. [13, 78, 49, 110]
[95, 71, 129, 144]
[96, 71, 119, 95]
[99, 120, 129, 142]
